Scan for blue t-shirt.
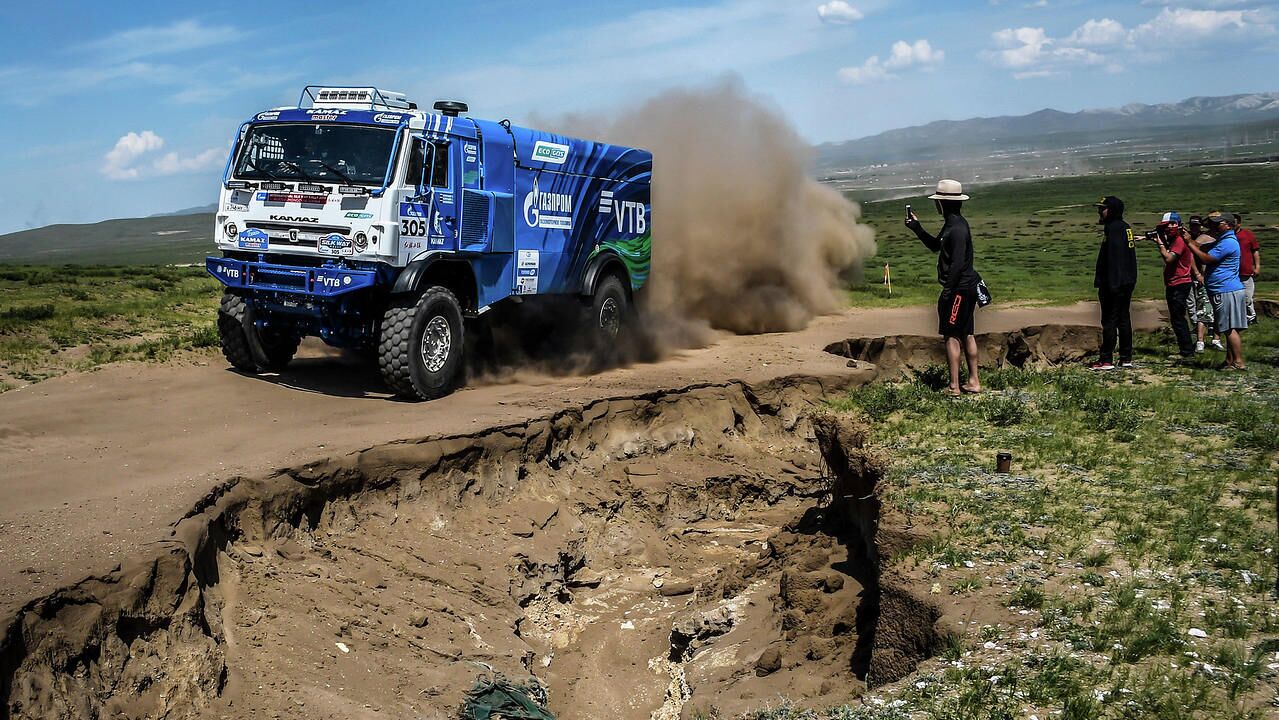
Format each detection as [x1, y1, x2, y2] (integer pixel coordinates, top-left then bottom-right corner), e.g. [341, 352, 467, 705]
[1204, 231, 1245, 294]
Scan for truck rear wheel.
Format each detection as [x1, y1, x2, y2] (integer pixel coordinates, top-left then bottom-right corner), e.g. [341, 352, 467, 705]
[379, 286, 465, 400]
[217, 293, 300, 373]
[591, 274, 630, 345]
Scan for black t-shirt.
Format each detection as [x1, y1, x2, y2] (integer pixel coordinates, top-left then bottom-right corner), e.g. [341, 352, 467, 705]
[910, 213, 979, 292]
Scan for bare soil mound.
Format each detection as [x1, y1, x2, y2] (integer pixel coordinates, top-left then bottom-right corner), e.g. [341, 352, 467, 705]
[824, 323, 1101, 378]
[1, 378, 941, 719]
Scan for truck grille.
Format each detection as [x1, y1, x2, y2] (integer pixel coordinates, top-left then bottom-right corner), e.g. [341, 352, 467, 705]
[245, 221, 352, 250]
[461, 191, 489, 243]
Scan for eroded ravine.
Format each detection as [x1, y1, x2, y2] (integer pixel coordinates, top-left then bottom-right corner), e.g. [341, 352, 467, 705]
[1, 369, 959, 719]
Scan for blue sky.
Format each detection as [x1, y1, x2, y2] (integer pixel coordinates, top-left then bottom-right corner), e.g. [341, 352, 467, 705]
[1, 0, 1277, 233]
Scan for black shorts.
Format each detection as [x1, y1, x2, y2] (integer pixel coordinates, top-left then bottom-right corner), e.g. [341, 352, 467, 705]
[938, 290, 976, 338]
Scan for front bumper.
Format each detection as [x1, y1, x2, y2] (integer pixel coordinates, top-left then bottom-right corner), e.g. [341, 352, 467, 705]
[206, 256, 380, 297]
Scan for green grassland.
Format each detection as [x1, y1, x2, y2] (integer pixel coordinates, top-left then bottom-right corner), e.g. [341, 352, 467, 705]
[0, 265, 219, 389]
[850, 164, 1279, 307]
[730, 319, 1279, 720]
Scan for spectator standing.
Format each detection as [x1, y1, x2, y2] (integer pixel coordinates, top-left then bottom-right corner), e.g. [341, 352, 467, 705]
[1185, 213, 1247, 370]
[1152, 212, 1195, 358]
[1233, 214, 1261, 322]
[1185, 216, 1222, 352]
[905, 180, 983, 396]
[1091, 196, 1138, 370]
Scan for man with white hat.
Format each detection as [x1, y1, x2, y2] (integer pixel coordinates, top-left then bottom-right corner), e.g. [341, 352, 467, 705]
[906, 179, 982, 396]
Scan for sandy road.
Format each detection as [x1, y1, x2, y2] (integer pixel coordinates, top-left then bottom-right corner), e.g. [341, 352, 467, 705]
[0, 301, 1161, 619]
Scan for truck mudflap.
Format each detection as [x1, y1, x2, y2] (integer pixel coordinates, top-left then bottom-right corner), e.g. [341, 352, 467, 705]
[206, 257, 379, 297]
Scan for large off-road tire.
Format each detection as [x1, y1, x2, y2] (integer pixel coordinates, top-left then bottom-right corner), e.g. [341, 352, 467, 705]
[217, 292, 300, 373]
[590, 274, 630, 345]
[378, 286, 465, 400]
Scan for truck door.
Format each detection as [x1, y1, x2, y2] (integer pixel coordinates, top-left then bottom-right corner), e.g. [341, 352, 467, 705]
[402, 138, 458, 252]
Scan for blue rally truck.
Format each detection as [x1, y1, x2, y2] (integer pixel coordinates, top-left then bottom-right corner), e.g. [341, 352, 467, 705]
[206, 86, 652, 399]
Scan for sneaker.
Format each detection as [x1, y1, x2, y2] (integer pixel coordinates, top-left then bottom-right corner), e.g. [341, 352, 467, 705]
[1195, 341, 1205, 353]
[1211, 339, 1224, 350]
[1119, 360, 1135, 368]
[1089, 360, 1115, 371]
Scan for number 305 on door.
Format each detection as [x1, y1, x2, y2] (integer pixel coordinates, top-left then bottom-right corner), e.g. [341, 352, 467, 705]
[401, 219, 427, 237]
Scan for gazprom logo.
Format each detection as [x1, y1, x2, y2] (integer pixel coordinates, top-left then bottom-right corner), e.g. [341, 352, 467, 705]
[523, 178, 573, 230]
[531, 141, 569, 165]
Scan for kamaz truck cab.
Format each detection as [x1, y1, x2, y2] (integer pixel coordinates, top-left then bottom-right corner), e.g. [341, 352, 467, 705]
[207, 86, 652, 399]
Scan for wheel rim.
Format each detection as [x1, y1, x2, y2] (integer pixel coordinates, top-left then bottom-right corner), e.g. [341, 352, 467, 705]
[420, 315, 452, 373]
[599, 296, 620, 339]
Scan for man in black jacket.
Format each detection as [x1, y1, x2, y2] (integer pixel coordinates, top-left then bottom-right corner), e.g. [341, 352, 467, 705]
[906, 179, 982, 396]
[1091, 196, 1138, 370]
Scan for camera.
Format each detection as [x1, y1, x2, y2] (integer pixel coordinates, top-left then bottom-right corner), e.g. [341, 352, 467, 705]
[1142, 229, 1162, 243]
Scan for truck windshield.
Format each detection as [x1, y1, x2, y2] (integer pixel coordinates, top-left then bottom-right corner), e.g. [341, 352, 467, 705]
[233, 123, 397, 186]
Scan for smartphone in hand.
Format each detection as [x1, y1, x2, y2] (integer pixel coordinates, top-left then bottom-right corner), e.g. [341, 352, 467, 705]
[905, 204, 913, 223]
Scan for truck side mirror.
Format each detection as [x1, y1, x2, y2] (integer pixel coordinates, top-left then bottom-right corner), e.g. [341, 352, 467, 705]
[414, 138, 435, 198]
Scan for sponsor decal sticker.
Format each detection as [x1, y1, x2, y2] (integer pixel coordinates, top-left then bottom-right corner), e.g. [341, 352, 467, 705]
[317, 234, 354, 256]
[522, 179, 573, 230]
[345, 211, 374, 219]
[399, 202, 428, 218]
[269, 215, 319, 223]
[516, 276, 538, 295]
[517, 249, 540, 271]
[237, 228, 269, 251]
[402, 240, 424, 251]
[266, 193, 326, 204]
[214, 264, 241, 280]
[225, 201, 248, 212]
[531, 141, 569, 165]
[255, 111, 281, 121]
[373, 113, 403, 124]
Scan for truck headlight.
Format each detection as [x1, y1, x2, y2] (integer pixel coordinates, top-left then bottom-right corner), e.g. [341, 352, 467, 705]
[224, 222, 238, 238]
[353, 232, 368, 252]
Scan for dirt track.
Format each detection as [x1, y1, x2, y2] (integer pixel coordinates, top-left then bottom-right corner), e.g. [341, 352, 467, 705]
[0, 301, 1161, 719]
[0, 301, 1159, 624]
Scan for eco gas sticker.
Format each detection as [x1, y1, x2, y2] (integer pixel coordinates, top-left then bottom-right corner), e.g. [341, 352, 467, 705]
[345, 212, 373, 219]
[531, 141, 569, 165]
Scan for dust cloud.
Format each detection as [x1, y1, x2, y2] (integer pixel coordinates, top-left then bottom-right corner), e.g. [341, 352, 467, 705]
[553, 77, 877, 338]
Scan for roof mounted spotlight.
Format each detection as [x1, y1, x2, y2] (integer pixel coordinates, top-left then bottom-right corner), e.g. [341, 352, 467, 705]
[433, 100, 469, 118]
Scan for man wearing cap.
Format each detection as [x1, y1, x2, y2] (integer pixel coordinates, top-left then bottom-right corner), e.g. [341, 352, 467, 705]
[1091, 196, 1138, 370]
[1152, 212, 1196, 358]
[1233, 214, 1261, 322]
[1185, 213, 1247, 370]
[905, 179, 982, 396]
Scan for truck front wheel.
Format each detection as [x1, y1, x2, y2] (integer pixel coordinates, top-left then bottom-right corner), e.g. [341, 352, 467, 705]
[379, 286, 465, 400]
[217, 292, 300, 373]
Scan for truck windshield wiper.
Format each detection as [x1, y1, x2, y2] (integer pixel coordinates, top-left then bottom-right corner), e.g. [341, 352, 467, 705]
[307, 159, 355, 185]
[245, 158, 280, 180]
[278, 160, 318, 182]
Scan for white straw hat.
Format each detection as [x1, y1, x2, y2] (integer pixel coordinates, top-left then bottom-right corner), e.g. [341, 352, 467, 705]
[927, 179, 969, 201]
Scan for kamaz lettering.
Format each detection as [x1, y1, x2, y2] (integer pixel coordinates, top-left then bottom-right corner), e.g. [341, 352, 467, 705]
[207, 84, 652, 401]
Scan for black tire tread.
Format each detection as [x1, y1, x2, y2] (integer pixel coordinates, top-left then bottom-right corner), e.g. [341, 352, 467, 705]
[378, 286, 464, 400]
[217, 292, 301, 373]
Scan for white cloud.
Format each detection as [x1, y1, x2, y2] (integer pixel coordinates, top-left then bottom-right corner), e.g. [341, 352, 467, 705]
[102, 131, 164, 180]
[1130, 7, 1265, 42]
[986, 6, 1275, 78]
[1067, 18, 1127, 46]
[839, 38, 943, 84]
[817, 1, 863, 24]
[101, 131, 222, 181]
[77, 19, 240, 63]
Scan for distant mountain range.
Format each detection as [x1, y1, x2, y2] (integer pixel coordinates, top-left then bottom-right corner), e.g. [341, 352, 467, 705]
[818, 92, 1279, 170]
[150, 203, 216, 218]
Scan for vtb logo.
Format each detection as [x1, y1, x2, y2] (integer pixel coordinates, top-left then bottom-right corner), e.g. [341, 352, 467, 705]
[598, 190, 647, 234]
